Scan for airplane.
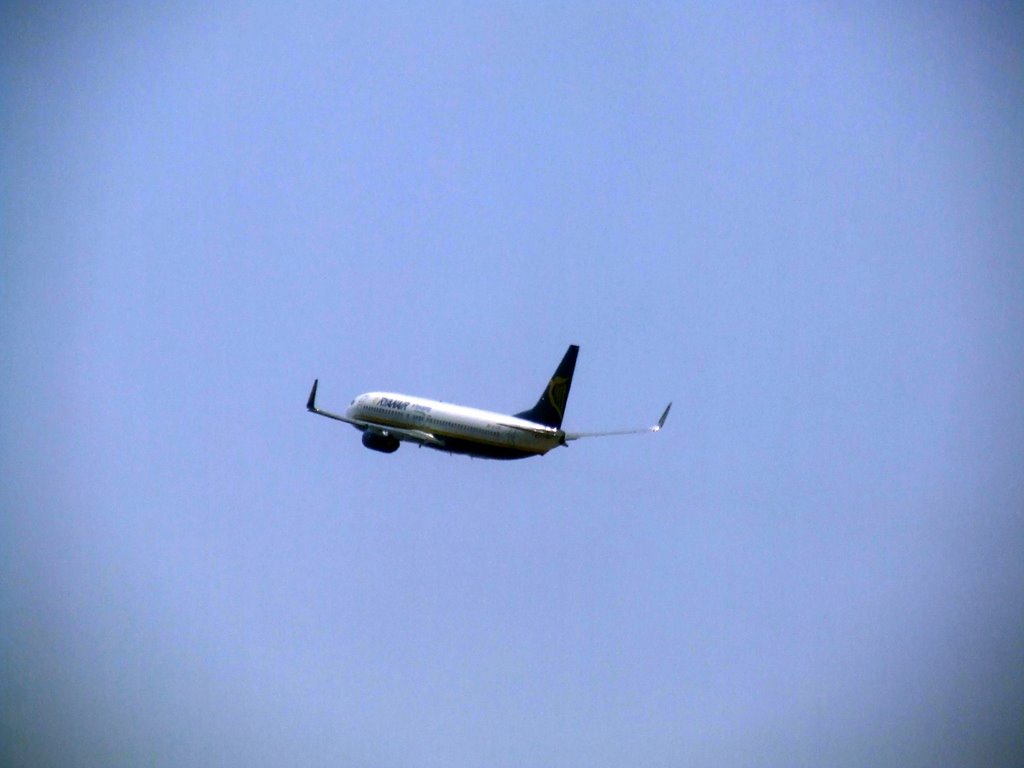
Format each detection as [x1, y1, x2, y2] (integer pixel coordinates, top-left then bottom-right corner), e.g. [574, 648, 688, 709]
[306, 344, 670, 460]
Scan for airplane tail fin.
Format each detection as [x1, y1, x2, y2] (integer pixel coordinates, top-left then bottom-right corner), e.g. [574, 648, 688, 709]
[515, 344, 579, 429]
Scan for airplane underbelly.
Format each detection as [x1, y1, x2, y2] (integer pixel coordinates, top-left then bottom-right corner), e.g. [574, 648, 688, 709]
[437, 433, 545, 459]
[505, 429, 552, 453]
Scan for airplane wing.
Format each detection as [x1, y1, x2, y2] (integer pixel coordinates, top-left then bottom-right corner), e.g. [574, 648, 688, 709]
[360, 422, 446, 448]
[306, 379, 360, 425]
[306, 380, 446, 448]
[562, 402, 671, 441]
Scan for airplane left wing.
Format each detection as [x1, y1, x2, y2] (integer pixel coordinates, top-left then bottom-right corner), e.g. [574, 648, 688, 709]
[562, 402, 671, 441]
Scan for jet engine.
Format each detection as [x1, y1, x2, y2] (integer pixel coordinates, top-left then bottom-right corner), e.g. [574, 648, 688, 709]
[362, 431, 400, 453]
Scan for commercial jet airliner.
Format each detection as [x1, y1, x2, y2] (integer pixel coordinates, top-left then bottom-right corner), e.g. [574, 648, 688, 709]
[306, 344, 670, 460]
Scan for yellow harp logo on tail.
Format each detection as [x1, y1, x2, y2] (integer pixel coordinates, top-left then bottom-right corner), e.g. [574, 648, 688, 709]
[547, 376, 569, 419]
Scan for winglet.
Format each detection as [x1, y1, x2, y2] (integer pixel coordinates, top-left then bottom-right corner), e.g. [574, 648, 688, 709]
[307, 379, 319, 412]
[305, 380, 354, 425]
[654, 402, 672, 432]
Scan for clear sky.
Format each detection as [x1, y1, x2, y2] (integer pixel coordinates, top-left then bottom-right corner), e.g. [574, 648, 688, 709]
[3, 3, 1023, 766]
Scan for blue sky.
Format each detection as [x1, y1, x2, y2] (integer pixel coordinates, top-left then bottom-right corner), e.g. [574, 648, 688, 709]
[3, 3, 1023, 766]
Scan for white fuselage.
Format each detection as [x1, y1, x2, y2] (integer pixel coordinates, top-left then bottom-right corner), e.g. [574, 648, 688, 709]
[347, 391, 562, 458]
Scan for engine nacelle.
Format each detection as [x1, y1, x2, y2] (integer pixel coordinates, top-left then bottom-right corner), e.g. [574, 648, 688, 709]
[362, 431, 400, 454]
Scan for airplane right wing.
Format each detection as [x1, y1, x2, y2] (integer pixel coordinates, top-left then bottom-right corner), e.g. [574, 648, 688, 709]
[306, 379, 359, 425]
[359, 423, 446, 448]
[306, 380, 446, 448]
